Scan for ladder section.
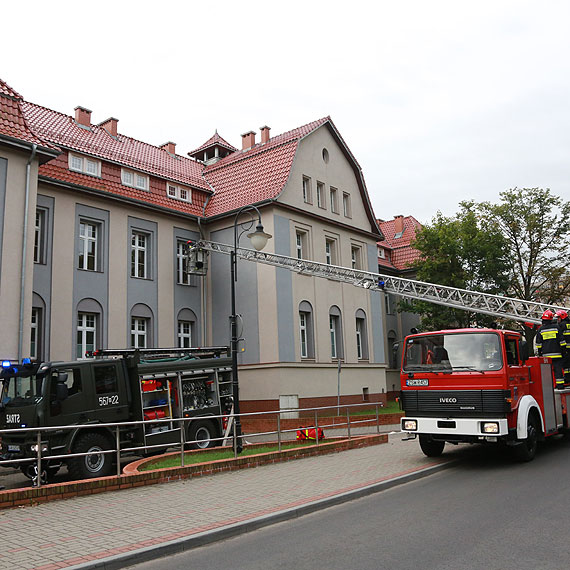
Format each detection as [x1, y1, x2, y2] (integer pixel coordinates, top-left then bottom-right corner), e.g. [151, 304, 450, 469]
[192, 240, 568, 325]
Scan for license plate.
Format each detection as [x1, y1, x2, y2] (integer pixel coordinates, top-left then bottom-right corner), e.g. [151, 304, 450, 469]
[406, 378, 429, 386]
[7, 445, 20, 452]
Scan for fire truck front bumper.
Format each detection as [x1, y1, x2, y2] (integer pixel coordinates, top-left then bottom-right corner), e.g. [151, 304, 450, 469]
[401, 417, 509, 439]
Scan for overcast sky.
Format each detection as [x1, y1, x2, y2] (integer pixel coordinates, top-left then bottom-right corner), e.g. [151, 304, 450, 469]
[3, 0, 570, 225]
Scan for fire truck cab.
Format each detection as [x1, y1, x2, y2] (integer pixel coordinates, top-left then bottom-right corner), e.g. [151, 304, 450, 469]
[399, 328, 568, 461]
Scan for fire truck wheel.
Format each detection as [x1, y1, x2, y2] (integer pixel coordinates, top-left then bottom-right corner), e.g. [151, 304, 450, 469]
[419, 434, 445, 457]
[188, 420, 218, 450]
[68, 433, 114, 480]
[514, 417, 538, 462]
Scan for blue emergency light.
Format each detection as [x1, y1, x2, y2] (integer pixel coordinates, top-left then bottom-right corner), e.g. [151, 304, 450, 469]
[2, 360, 11, 368]
[22, 358, 31, 365]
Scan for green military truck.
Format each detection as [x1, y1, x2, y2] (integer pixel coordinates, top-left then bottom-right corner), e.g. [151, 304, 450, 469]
[0, 347, 233, 483]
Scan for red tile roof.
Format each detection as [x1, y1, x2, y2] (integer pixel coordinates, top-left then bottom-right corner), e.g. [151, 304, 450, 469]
[377, 216, 423, 271]
[0, 79, 55, 150]
[2, 78, 379, 229]
[202, 119, 331, 217]
[22, 101, 211, 192]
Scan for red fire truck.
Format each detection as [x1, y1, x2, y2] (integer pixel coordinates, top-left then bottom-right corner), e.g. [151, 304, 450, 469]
[399, 328, 568, 461]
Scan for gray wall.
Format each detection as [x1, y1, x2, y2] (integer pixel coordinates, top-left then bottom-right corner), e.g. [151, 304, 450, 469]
[33, 194, 55, 359]
[127, 216, 158, 346]
[367, 243, 385, 364]
[0, 158, 5, 274]
[210, 226, 260, 364]
[274, 214, 295, 362]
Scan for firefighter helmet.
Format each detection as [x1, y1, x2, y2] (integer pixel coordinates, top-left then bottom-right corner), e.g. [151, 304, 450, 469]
[556, 310, 568, 320]
[542, 309, 555, 321]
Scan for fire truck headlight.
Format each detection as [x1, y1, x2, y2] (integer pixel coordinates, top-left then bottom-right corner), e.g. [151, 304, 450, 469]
[30, 443, 49, 453]
[403, 419, 418, 431]
[482, 422, 499, 434]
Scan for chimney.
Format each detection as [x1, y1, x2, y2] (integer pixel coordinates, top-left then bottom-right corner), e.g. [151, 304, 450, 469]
[241, 130, 256, 150]
[260, 125, 271, 144]
[98, 117, 119, 137]
[394, 215, 405, 235]
[160, 141, 176, 155]
[74, 106, 92, 127]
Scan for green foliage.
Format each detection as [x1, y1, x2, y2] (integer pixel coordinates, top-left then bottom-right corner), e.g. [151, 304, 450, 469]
[405, 188, 570, 337]
[403, 201, 510, 330]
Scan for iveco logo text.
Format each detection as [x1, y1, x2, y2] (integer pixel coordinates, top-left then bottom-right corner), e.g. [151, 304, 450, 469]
[439, 397, 457, 403]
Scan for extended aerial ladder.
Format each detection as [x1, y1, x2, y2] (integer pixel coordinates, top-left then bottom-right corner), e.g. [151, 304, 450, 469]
[187, 240, 568, 325]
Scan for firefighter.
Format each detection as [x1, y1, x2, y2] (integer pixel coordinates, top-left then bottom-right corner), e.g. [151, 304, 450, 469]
[556, 309, 570, 386]
[536, 309, 566, 389]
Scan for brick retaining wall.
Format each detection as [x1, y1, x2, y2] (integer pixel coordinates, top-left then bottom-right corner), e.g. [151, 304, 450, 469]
[0, 434, 387, 511]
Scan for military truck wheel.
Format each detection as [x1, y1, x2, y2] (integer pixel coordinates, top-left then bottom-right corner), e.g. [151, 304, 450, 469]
[514, 417, 538, 462]
[68, 433, 114, 480]
[419, 434, 445, 457]
[188, 420, 218, 450]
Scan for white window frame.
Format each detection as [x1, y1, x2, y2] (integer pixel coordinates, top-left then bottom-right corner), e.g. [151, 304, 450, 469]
[330, 187, 339, 214]
[302, 176, 312, 204]
[299, 312, 308, 358]
[178, 320, 192, 348]
[176, 240, 193, 285]
[378, 246, 385, 259]
[316, 181, 325, 209]
[30, 307, 40, 360]
[296, 231, 306, 260]
[351, 245, 362, 270]
[330, 315, 338, 359]
[343, 192, 351, 217]
[131, 231, 148, 279]
[34, 209, 45, 264]
[166, 182, 192, 203]
[122, 168, 149, 191]
[131, 317, 147, 348]
[325, 238, 337, 265]
[68, 153, 101, 177]
[78, 220, 98, 271]
[77, 312, 97, 359]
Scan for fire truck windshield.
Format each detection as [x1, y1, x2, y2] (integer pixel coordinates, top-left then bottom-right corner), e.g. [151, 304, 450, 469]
[0, 375, 44, 408]
[403, 332, 503, 373]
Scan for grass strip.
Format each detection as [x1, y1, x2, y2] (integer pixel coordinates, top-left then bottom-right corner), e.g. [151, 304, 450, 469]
[139, 442, 315, 471]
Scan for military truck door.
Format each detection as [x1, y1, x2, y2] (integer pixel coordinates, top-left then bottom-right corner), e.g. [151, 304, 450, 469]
[48, 365, 88, 426]
[92, 362, 130, 423]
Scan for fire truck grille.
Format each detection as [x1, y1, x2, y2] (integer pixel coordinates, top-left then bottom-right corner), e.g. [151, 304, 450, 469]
[401, 390, 510, 417]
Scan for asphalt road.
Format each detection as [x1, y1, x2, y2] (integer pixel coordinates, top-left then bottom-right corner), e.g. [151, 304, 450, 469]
[128, 436, 570, 570]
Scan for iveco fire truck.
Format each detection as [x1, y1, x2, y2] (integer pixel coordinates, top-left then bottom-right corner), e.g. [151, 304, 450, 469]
[0, 347, 233, 482]
[399, 328, 569, 461]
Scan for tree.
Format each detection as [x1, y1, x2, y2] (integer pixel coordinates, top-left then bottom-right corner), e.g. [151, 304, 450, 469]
[401, 201, 510, 330]
[479, 188, 570, 345]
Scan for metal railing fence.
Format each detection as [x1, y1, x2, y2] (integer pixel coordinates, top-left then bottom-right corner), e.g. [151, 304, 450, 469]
[0, 401, 389, 488]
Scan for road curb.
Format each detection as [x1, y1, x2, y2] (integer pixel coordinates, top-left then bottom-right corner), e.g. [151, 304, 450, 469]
[65, 458, 458, 570]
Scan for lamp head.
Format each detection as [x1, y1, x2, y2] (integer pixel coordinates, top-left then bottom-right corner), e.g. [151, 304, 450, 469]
[248, 224, 272, 251]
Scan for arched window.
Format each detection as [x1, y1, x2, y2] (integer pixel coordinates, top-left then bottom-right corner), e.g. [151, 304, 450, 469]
[130, 304, 154, 348]
[329, 305, 343, 359]
[177, 308, 197, 348]
[299, 301, 315, 359]
[355, 309, 369, 360]
[76, 298, 103, 359]
[31, 292, 46, 361]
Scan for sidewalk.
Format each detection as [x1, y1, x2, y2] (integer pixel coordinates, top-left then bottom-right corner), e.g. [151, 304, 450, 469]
[0, 432, 462, 570]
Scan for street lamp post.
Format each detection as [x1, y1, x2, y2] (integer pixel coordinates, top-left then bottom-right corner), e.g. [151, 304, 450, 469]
[230, 205, 271, 453]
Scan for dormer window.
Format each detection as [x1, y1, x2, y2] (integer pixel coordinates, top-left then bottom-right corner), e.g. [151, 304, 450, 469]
[69, 153, 101, 177]
[378, 247, 385, 259]
[166, 182, 192, 203]
[122, 168, 149, 191]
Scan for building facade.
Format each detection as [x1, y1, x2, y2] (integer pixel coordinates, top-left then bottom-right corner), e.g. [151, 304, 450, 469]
[0, 78, 388, 412]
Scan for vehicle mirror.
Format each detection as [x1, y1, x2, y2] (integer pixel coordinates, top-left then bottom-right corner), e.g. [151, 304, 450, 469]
[520, 340, 529, 362]
[58, 372, 68, 383]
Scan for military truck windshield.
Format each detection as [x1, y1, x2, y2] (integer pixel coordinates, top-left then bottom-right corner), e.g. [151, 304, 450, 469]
[1, 375, 44, 407]
[403, 332, 503, 372]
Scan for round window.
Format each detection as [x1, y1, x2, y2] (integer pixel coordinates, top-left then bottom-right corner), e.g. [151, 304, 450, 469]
[322, 148, 329, 163]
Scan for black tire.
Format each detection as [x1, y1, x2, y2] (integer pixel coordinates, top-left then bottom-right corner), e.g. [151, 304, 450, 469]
[68, 432, 114, 480]
[188, 420, 218, 450]
[419, 434, 445, 457]
[514, 416, 539, 462]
